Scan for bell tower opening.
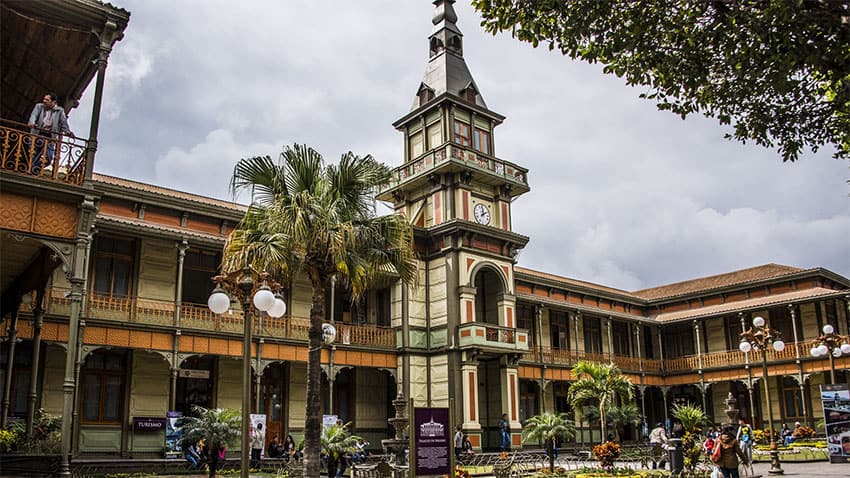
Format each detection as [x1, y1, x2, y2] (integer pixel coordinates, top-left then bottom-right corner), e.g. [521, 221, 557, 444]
[474, 267, 504, 326]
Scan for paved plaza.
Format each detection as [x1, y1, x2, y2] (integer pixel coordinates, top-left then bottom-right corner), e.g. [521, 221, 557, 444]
[749, 461, 848, 477]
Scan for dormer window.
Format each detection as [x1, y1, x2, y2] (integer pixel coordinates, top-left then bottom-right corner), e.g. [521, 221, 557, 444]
[461, 85, 477, 104]
[418, 87, 434, 106]
[448, 35, 462, 53]
[429, 37, 444, 57]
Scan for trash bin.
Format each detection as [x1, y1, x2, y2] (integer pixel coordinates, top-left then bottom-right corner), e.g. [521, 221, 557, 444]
[668, 438, 684, 475]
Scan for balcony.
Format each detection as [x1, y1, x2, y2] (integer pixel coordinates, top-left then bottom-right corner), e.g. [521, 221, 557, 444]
[664, 341, 811, 373]
[376, 143, 530, 199]
[457, 322, 530, 353]
[521, 346, 662, 373]
[37, 288, 396, 349]
[1, 120, 89, 186]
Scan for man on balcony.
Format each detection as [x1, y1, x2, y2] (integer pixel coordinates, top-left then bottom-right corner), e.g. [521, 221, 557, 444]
[27, 93, 73, 174]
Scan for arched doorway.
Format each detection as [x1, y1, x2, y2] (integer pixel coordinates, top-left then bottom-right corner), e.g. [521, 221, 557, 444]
[261, 362, 288, 446]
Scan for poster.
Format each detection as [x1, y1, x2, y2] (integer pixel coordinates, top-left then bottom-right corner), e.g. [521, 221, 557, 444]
[250, 414, 268, 458]
[820, 384, 850, 463]
[165, 411, 183, 459]
[413, 407, 450, 476]
[323, 414, 339, 429]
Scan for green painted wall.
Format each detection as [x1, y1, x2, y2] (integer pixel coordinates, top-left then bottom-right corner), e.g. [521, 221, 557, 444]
[129, 351, 169, 452]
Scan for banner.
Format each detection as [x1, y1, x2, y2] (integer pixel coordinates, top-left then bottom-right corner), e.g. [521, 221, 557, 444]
[820, 384, 850, 463]
[165, 411, 183, 459]
[413, 407, 450, 476]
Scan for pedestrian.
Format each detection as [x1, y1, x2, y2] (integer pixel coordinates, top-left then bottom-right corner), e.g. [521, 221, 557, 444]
[26, 92, 73, 174]
[250, 422, 265, 468]
[711, 427, 749, 478]
[735, 419, 753, 464]
[649, 422, 669, 470]
[498, 413, 510, 451]
[454, 425, 463, 459]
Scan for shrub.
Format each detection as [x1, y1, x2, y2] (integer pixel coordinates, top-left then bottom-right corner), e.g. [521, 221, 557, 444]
[791, 426, 815, 439]
[593, 441, 621, 471]
[0, 429, 15, 453]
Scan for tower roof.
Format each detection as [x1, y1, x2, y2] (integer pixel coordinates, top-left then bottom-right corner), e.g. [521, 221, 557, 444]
[410, 0, 487, 111]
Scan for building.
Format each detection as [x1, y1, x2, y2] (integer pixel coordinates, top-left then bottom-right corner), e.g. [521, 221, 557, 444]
[1, 0, 848, 463]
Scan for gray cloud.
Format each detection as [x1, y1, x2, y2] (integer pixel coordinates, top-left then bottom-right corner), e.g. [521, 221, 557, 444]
[72, 0, 849, 290]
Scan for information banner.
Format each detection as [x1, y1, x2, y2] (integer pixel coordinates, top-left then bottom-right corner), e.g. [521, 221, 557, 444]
[250, 414, 267, 458]
[820, 384, 850, 463]
[165, 411, 183, 459]
[413, 407, 450, 476]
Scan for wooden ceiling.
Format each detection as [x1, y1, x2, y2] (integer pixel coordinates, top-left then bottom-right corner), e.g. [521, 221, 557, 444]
[0, 0, 130, 125]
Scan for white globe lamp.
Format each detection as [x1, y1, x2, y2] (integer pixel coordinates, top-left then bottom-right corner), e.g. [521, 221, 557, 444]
[322, 323, 337, 344]
[810, 346, 820, 357]
[739, 341, 752, 353]
[772, 340, 785, 352]
[817, 344, 829, 356]
[208, 290, 230, 314]
[841, 343, 850, 355]
[267, 298, 287, 318]
[253, 286, 275, 311]
[823, 324, 834, 335]
[752, 316, 765, 328]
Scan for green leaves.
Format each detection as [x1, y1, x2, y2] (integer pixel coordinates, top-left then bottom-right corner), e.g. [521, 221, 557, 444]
[472, 0, 850, 162]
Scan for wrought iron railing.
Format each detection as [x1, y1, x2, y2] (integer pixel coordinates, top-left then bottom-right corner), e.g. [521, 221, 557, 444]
[40, 288, 395, 348]
[0, 119, 89, 185]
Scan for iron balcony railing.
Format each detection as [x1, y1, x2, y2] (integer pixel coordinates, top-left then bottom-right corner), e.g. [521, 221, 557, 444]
[38, 288, 396, 349]
[0, 119, 89, 185]
[457, 322, 530, 352]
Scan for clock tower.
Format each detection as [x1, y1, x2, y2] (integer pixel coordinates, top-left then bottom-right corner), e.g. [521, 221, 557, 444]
[376, 0, 531, 451]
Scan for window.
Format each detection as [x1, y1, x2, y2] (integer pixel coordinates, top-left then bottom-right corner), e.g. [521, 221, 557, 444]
[583, 317, 603, 354]
[663, 323, 695, 358]
[517, 304, 535, 347]
[781, 377, 804, 419]
[453, 120, 470, 147]
[768, 306, 802, 343]
[81, 350, 125, 423]
[554, 383, 572, 415]
[549, 310, 569, 350]
[519, 380, 538, 423]
[472, 128, 490, 155]
[182, 250, 220, 305]
[643, 325, 655, 359]
[612, 321, 631, 356]
[724, 316, 744, 351]
[91, 236, 135, 297]
[409, 131, 424, 158]
[427, 123, 442, 149]
[0, 344, 32, 418]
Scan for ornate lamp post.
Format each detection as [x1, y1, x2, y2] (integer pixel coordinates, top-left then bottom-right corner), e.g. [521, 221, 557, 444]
[809, 324, 850, 384]
[207, 268, 286, 478]
[739, 315, 785, 475]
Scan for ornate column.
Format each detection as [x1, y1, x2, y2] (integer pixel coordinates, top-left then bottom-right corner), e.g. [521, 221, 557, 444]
[83, 20, 123, 183]
[169, 331, 180, 411]
[26, 290, 46, 438]
[694, 320, 707, 410]
[255, 339, 264, 412]
[788, 304, 808, 421]
[606, 316, 613, 359]
[460, 352, 480, 430]
[174, 239, 188, 327]
[501, 355, 522, 448]
[1, 310, 19, 428]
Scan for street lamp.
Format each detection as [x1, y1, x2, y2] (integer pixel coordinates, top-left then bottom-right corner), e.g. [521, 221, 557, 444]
[207, 268, 286, 478]
[739, 315, 785, 475]
[809, 324, 850, 384]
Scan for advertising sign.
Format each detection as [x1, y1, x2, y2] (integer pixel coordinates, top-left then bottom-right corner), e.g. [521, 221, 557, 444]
[820, 384, 850, 463]
[323, 414, 339, 429]
[413, 407, 450, 476]
[165, 411, 183, 459]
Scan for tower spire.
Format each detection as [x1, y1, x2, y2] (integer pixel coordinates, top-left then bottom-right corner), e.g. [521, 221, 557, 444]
[411, 0, 487, 111]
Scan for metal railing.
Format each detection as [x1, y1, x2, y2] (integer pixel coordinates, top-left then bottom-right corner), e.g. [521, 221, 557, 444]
[1, 119, 89, 185]
[41, 288, 396, 348]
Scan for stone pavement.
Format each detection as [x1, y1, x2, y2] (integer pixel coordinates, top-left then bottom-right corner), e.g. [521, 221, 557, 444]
[750, 461, 849, 476]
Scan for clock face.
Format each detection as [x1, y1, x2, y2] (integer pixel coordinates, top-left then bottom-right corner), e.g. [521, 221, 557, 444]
[473, 203, 491, 225]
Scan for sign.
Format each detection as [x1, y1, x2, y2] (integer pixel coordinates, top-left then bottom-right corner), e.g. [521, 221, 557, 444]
[821, 384, 850, 463]
[323, 414, 339, 429]
[133, 416, 166, 432]
[165, 411, 183, 458]
[179, 369, 210, 379]
[413, 407, 450, 476]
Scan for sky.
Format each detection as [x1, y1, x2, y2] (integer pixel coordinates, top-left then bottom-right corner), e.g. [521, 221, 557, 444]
[71, 0, 850, 292]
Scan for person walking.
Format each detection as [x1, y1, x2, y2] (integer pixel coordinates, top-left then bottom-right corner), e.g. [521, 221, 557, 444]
[649, 422, 669, 470]
[498, 413, 510, 451]
[711, 427, 749, 478]
[250, 423, 265, 468]
[454, 425, 464, 459]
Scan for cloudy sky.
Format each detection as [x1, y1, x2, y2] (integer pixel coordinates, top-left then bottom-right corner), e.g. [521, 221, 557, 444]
[71, 0, 849, 292]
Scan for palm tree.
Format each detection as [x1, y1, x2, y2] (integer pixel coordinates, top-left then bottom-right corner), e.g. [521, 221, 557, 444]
[568, 361, 633, 443]
[178, 406, 241, 478]
[521, 412, 575, 472]
[671, 402, 707, 434]
[322, 422, 364, 477]
[224, 144, 417, 478]
[582, 402, 641, 442]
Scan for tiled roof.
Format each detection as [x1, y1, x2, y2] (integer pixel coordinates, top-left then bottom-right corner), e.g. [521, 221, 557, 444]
[653, 287, 846, 322]
[631, 264, 806, 301]
[514, 267, 636, 298]
[93, 173, 247, 213]
[97, 214, 227, 243]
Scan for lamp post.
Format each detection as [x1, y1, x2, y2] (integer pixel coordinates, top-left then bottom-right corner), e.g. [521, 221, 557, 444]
[809, 324, 850, 384]
[207, 268, 286, 478]
[739, 315, 785, 475]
